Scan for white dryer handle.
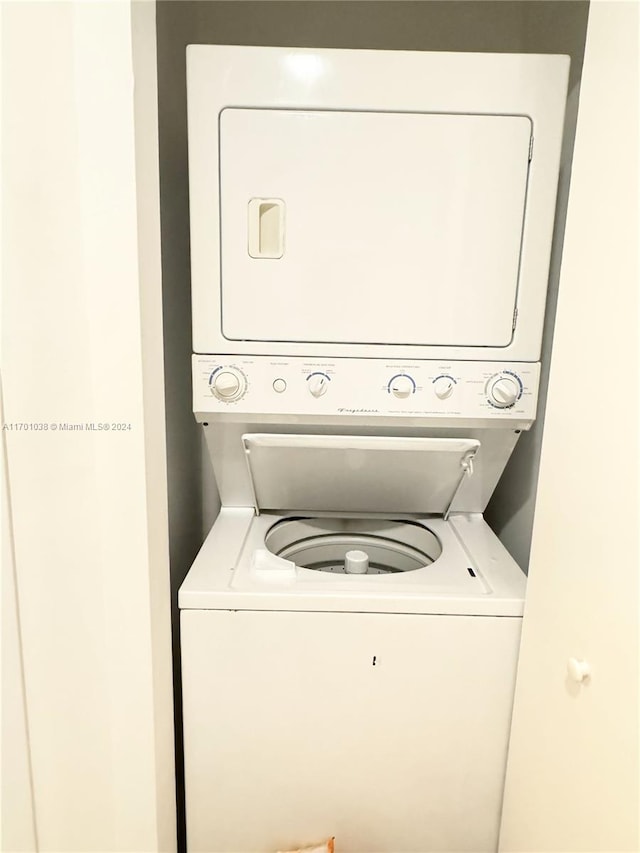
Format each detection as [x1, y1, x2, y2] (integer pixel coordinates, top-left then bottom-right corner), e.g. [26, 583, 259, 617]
[248, 198, 285, 258]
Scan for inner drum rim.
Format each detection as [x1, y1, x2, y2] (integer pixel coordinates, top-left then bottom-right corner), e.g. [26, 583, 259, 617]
[264, 517, 443, 574]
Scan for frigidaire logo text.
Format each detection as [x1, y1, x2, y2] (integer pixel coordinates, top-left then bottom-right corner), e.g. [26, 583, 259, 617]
[338, 408, 380, 414]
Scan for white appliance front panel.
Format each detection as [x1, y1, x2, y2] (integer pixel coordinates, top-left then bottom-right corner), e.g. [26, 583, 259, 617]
[181, 608, 522, 852]
[193, 355, 540, 422]
[187, 46, 569, 361]
[220, 108, 531, 347]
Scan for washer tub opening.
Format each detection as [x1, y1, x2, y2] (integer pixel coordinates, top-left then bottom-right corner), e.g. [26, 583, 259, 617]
[265, 517, 442, 575]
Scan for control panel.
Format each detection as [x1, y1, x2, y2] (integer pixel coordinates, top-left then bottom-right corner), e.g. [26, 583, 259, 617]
[193, 356, 540, 421]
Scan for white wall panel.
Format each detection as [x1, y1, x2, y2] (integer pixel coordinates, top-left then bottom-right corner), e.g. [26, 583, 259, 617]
[1, 2, 175, 850]
[1, 383, 37, 853]
[499, 2, 639, 849]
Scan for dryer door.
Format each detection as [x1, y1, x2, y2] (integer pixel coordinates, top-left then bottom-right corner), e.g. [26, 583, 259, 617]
[220, 108, 531, 348]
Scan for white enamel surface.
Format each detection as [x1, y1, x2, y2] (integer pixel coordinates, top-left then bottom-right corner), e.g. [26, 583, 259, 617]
[179, 508, 525, 616]
[250, 549, 296, 583]
[241, 434, 479, 514]
[499, 3, 640, 850]
[203, 422, 521, 514]
[187, 45, 568, 361]
[181, 607, 521, 852]
[193, 355, 540, 422]
[220, 108, 530, 347]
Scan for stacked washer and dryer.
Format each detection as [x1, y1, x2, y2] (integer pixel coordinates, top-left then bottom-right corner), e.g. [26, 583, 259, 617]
[179, 46, 568, 853]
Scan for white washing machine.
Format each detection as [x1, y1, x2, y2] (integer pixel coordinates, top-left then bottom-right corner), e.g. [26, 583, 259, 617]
[180, 46, 569, 853]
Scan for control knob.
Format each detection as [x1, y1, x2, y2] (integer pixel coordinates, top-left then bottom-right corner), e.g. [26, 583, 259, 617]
[487, 373, 521, 408]
[389, 375, 415, 399]
[210, 368, 247, 402]
[433, 376, 455, 400]
[307, 373, 329, 398]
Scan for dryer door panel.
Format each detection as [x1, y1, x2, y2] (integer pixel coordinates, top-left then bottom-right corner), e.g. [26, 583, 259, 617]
[219, 108, 531, 347]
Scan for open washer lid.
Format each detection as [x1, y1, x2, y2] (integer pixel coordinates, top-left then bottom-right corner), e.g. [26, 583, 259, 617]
[241, 434, 479, 516]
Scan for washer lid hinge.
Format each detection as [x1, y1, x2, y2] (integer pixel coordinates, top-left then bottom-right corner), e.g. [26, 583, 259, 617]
[443, 449, 477, 521]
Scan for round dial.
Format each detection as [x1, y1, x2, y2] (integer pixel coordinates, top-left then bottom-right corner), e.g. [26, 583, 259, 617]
[487, 373, 521, 408]
[433, 376, 455, 400]
[210, 367, 247, 402]
[307, 373, 329, 398]
[389, 374, 415, 399]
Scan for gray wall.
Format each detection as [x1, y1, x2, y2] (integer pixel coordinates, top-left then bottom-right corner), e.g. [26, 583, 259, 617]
[155, 3, 589, 847]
